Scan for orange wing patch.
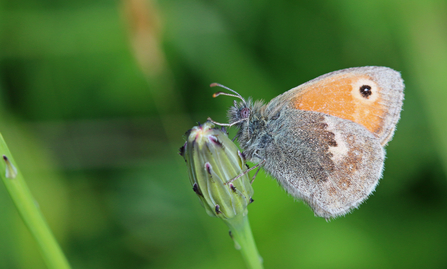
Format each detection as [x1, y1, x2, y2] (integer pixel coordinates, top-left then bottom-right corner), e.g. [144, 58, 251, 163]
[292, 74, 385, 136]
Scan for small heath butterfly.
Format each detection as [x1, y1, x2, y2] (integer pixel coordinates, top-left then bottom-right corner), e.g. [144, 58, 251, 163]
[210, 66, 404, 219]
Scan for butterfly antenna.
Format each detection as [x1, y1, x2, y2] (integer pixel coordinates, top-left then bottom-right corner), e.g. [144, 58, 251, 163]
[210, 83, 247, 105]
[207, 117, 246, 127]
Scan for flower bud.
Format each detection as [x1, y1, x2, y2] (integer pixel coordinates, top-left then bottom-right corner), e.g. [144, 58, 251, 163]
[179, 121, 254, 219]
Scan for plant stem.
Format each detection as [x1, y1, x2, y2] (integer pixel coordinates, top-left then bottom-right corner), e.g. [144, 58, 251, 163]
[224, 214, 263, 269]
[0, 133, 71, 269]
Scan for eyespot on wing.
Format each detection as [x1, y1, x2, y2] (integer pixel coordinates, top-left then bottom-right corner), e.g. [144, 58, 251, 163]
[268, 66, 404, 146]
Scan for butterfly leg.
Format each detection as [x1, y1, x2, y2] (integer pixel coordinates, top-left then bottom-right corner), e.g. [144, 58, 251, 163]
[249, 152, 267, 184]
[250, 164, 263, 184]
[225, 158, 266, 185]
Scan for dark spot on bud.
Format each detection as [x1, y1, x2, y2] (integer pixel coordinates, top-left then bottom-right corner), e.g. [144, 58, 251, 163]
[230, 184, 237, 192]
[238, 151, 246, 161]
[208, 135, 222, 147]
[178, 142, 186, 159]
[215, 204, 221, 214]
[3, 155, 8, 161]
[229, 230, 233, 239]
[205, 162, 212, 175]
[184, 129, 192, 137]
[240, 107, 250, 119]
[192, 183, 203, 197]
[249, 198, 254, 204]
[360, 85, 372, 98]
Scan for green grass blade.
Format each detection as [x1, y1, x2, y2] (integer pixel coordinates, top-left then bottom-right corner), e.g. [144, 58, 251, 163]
[0, 133, 71, 269]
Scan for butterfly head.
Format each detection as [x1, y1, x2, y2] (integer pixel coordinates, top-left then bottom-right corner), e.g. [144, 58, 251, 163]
[228, 99, 251, 126]
[210, 83, 268, 153]
[209, 83, 252, 128]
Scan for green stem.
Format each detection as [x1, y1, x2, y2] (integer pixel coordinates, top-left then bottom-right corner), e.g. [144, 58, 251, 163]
[0, 134, 71, 269]
[224, 214, 263, 269]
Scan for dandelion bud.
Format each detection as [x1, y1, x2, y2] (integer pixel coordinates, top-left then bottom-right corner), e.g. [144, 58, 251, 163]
[179, 121, 253, 219]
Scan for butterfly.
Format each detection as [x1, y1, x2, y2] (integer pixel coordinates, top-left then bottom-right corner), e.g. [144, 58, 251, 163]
[210, 66, 404, 219]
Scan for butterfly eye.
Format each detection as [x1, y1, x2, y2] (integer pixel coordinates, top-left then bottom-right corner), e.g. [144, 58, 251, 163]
[240, 107, 250, 119]
[359, 85, 372, 99]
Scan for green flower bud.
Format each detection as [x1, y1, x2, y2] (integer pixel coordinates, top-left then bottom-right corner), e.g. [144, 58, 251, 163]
[180, 121, 254, 219]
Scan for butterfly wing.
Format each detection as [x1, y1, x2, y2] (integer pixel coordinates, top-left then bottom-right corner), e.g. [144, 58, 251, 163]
[262, 108, 384, 218]
[266, 66, 404, 146]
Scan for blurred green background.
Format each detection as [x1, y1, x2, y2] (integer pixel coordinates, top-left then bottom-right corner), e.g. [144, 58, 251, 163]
[1, 0, 447, 268]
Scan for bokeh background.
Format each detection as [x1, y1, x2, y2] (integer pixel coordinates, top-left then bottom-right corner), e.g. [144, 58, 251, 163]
[1, 0, 447, 268]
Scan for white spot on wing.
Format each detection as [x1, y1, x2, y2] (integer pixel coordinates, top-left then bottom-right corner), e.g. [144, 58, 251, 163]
[324, 117, 348, 163]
